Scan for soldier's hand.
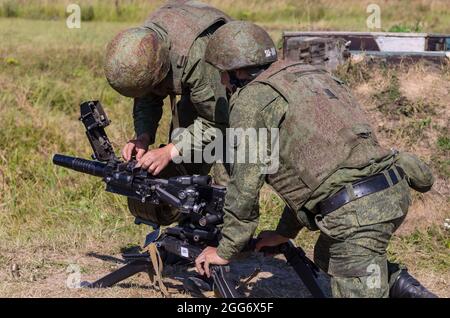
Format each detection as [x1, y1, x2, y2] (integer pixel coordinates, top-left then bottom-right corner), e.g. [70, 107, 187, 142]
[122, 134, 150, 162]
[135, 143, 179, 176]
[255, 231, 290, 253]
[195, 246, 229, 278]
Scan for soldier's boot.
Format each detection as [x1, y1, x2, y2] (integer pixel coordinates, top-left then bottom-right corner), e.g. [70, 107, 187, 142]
[390, 269, 438, 298]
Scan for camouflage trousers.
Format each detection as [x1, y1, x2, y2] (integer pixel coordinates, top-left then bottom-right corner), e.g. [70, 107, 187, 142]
[314, 179, 412, 298]
[128, 160, 229, 226]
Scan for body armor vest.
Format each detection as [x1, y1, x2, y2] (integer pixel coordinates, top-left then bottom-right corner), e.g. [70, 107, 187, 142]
[253, 60, 390, 195]
[145, 0, 231, 94]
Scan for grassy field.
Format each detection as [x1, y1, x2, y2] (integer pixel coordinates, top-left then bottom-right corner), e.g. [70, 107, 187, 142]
[1, 0, 450, 33]
[0, 1, 449, 298]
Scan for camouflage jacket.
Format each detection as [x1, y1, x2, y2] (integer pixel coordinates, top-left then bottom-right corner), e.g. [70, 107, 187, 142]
[216, 76, 396, 261]
[133, 23, 229, 154]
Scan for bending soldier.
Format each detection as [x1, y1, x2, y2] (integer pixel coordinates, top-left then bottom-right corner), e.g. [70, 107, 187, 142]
[195, 21, 437, 298]
[104, 1, 231, 225]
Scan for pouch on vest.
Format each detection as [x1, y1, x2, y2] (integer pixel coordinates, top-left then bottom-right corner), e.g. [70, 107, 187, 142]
[395, 152, 434, 193]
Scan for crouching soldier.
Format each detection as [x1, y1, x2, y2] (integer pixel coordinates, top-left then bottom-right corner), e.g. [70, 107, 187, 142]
[194, 21, 437, 298]
[103, 1, 231, 226]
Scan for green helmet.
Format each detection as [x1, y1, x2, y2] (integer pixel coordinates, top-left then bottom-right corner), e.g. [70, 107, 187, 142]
[205, 21, 277, 71]
[104, 27, 170, 98]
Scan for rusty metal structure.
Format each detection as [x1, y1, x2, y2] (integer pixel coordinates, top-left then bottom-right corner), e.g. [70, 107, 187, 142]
[282, 31, 450, 68]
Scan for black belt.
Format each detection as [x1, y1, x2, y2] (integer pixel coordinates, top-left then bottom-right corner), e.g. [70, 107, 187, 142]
[317, 166, 405, 216]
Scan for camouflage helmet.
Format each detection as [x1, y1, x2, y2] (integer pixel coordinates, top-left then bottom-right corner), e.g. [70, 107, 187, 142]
[104, 27, 170, 98]
[205, 21, 277, 71]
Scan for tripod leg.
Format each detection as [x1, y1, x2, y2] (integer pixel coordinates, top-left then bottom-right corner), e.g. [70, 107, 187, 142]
[85, 260, 150, 288]
[282, 243, 326, 298]
[211, 265, 243, 298]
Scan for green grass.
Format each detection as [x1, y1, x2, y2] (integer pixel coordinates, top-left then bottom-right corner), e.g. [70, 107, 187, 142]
[437, 136, 450, 152]
[0, 18, 150, 252]
[435, 134, 450, 178]
[389, 226, 450, 272]
[1, 0, 450, 33]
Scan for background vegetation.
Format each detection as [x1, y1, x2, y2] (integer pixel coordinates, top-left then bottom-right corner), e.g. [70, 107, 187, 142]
[1, 0, 450, 33]
[0, 0, 448, 297]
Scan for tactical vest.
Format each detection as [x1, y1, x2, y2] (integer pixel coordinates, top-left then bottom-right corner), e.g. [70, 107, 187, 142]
[253, 60, 390, 194]
[145, 0, 231, 94]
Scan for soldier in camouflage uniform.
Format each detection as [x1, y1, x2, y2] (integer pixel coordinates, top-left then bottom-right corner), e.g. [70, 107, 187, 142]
[104, 1, 231, 225]
[194, 21, 437, 298]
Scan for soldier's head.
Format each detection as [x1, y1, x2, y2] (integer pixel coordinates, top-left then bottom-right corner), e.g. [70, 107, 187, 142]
[205, 21, 277, 92]
[104, 27, 170, 98]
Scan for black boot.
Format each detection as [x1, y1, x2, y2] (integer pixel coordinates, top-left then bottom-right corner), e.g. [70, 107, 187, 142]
[390, 269, 438, 298]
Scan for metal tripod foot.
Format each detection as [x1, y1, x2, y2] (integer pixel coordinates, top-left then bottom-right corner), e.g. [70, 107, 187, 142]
[83, 259, 152, 288]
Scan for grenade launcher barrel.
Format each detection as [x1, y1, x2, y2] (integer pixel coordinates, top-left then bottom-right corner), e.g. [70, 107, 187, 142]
[53, 154, 107, 178]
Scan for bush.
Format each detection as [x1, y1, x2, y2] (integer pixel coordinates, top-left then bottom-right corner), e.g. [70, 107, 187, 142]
[82, 5, 95, 22]
[2, 0, 19, 18]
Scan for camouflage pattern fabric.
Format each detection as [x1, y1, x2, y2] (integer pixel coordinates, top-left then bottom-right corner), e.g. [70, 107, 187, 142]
[128, 22, 231, 228]
[217, 66, 415, 298]
[144, 0, 231, 94]
[395, 152, 435, 193]
[132, 20, 230, 187]
[133, 23, 229, 157]
[205, 21, 278, 71]
[253, 60, 391, 191]
[313, 179, 411, 297]
[104, 26, 170, 98]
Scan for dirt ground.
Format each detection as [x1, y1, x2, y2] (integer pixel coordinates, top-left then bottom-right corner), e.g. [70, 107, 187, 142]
[0, 247, 333, 298]
[2, 245, 448, 298]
